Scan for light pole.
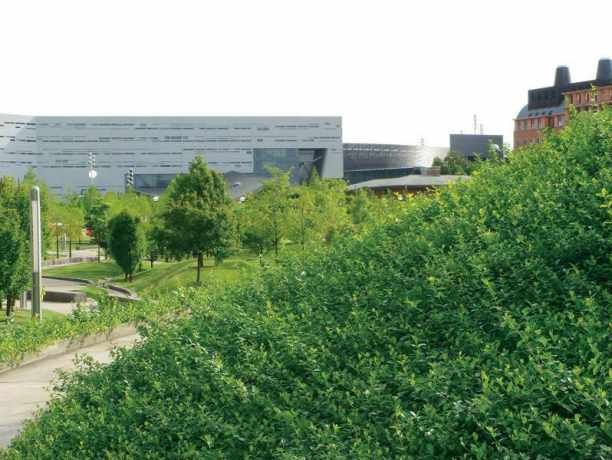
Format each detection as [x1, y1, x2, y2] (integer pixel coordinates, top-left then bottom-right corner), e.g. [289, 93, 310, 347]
[31, 186, 42, 320]
[88, 152, 98, 186]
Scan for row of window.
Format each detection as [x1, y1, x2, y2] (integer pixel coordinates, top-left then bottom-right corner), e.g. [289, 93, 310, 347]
[515, 115, 565, 131]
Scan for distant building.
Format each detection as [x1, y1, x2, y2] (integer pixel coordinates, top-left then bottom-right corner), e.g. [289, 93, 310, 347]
[343, 143, 448, 184]
[449, 134, 503, 160]
[514, 58, 612, 148]
[0, 115, 342, 197]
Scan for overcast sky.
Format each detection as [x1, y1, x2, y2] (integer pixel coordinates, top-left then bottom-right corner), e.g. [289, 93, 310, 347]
[2, 0, 610, 147]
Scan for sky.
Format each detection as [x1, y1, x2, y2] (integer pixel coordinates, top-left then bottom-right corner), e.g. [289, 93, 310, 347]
[1, 0, 610, 147]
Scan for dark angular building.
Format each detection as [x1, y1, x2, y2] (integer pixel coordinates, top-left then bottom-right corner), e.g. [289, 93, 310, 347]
[449, 134, 503, 160]
[514, 58, 612, 148]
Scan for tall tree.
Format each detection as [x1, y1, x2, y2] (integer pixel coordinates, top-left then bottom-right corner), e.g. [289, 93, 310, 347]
[239, 169, 292, 257]
[0, 205, 30, 316]
[158, 156, 233, 285]
[107, 211, 145, 281]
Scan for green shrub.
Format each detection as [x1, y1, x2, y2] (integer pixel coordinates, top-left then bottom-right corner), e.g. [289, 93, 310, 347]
[3, 108, 611, 459]
[0, 296, 186, 368]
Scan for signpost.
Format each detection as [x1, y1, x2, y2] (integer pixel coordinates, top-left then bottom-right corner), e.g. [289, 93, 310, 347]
[31, 186, 42, 320]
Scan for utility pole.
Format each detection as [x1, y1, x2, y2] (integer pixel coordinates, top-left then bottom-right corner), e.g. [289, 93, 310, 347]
[31, 186, 42, 320]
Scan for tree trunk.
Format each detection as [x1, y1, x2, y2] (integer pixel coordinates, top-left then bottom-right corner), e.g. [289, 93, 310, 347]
[97, 243, 101, 263]
[125, 273, 128, 281]
[196, 253, 203, 285]
[69, 239, 72, 258]
[150, 257, 154, 269]
[6, 296, 14, 317]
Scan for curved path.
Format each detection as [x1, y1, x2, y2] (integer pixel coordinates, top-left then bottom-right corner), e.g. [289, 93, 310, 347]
[0, 334, 139, 447]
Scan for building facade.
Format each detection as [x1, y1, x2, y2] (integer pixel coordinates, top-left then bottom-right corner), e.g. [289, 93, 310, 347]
[0, 116, 343, 196]
[449, 134, 504, 160]
[342, 143, 448, 184]
[514, 58, 612, 148]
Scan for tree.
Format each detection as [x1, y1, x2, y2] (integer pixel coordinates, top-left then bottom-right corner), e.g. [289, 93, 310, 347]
[107, 211, 145, 281]
[239, 169, 292, 257]
[432, 151, 476, 175]
[0, 206, 30, 316]
[158, 156, 233, 285]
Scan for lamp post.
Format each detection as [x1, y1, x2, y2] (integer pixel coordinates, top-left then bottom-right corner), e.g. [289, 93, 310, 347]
[31, 186, 42, 320]
[88, 152, 97, 186]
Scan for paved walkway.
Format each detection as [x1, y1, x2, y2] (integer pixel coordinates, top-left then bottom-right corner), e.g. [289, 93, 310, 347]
[0, 333, 139, 447]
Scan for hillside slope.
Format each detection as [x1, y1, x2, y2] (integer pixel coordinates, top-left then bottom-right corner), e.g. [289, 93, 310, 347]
[4, 109, 611, 459]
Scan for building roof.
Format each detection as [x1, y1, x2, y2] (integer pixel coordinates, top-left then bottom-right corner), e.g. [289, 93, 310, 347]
[347, 174, 469, 191]
[516, 103, 565, 119]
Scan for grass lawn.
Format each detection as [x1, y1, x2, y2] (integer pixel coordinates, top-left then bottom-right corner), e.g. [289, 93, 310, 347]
[45, 253, 259, 296]
[0, 309, 66, 327]
[44, 260, 123, 281]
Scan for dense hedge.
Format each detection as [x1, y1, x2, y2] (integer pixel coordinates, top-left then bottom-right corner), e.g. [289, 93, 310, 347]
[3, 109, 611, 459]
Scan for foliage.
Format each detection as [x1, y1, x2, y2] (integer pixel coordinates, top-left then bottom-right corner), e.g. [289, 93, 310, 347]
[0, 178, 32, 314]
[157, 156, 233, 285]
[107, 211, 145, 281]
[0, 206, 30, 316]
[3, 108, 612, 459]
[0, 294, 187, 368]
[432, 150, 478, 175]
[239, 170, 352, 257]
[48, 201, 84, 257]
[239, 168, 292, 256]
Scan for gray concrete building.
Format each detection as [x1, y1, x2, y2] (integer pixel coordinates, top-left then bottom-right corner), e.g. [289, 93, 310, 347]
[0, 115, 343, 197]
[449, 134, 503, 160]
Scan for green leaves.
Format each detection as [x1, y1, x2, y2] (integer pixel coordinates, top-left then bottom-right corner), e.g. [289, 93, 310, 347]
[3, 108, 612, 459]
[107, 212, 145, 281]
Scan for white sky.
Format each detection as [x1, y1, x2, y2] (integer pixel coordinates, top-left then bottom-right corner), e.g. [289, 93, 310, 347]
[2, 0, 610, 147]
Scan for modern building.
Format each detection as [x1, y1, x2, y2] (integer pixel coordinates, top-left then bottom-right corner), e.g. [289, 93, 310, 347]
[347, 171, 469, 195]
[342, 143, 448, 184]
[0, 115, 343, 197]
[514, 58, 612, 148]
[449, 134, 503, 160]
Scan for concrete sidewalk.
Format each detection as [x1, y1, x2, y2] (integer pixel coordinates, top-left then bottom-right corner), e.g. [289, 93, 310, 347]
[0, 333, 139, 447]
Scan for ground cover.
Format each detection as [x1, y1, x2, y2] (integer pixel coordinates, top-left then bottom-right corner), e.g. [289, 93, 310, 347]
[3, 109, 611, 458]
[0, 309, 65, 327]
[45, 253, 257, 295]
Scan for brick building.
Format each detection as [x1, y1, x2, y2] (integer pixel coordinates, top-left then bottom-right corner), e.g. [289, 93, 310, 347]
[514, 58, 612, 148]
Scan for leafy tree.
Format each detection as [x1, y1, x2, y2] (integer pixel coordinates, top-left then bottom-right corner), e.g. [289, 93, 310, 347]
[107, 211, 145, 281]
[432, 151, 476, 175]
[239, 169, 292, 257]
[0, 205, 30, 316]
[158, 156, 233, 285]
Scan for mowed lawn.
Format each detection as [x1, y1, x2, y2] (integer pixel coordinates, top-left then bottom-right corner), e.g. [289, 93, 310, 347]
[45, 253, 259, 296]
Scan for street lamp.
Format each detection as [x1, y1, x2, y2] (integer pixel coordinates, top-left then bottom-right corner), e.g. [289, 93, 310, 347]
[30, 187, 42, 320]
[88, 152, 97, 185]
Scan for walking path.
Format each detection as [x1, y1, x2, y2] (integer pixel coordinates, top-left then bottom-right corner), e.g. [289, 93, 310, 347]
[0, 333, 139, 447]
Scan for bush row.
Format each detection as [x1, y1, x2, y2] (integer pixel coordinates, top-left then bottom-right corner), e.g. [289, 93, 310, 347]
[0, 295, 184, 368]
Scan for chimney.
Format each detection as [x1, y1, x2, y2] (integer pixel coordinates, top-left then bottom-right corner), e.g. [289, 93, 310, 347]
[596, 57, 612, 82]
[554, 65, 571, 87]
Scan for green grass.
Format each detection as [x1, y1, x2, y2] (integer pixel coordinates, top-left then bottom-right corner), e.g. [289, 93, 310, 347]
[0, 309, 66, 327]
[45, 253, 258, 296]
[45, 261, 122, 281]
